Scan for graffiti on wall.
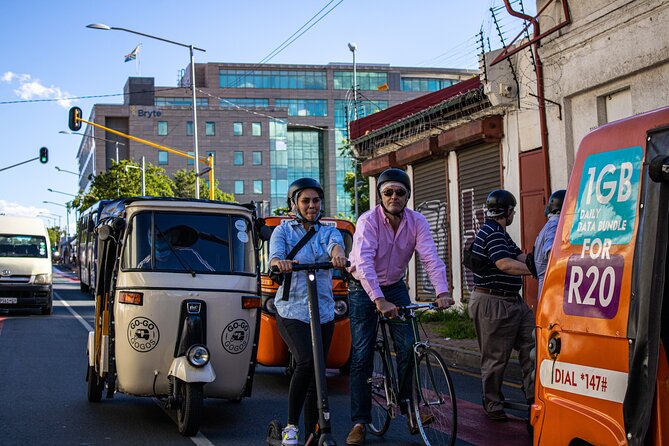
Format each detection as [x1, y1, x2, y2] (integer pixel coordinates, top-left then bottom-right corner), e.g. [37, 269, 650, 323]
[416, 199, 449, 295]
[460, 188, 486, 292]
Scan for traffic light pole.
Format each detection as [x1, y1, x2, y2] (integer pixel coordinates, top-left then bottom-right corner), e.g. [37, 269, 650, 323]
[0, 156, 39, 172]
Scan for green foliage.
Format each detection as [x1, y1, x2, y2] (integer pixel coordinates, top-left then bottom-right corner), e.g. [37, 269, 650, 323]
[73, 160, 175, 211]
[273, 206, 290, 216]
[172, 169, 235, 202]
[419, 305, 477, 339]
[339, 143, 369, 218]
[46, 226, 61, 248]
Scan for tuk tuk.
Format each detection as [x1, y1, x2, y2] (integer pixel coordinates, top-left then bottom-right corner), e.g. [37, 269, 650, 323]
[531, 106, 669, 445]
[256, 216, 354, 374]
[86, 197, 266, 436]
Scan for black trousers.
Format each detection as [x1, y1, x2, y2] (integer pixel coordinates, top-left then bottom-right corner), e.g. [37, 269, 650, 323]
[276, 314, 334, 435]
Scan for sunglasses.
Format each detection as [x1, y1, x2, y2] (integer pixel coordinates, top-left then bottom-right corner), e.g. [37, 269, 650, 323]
[382, 188, 407, 197]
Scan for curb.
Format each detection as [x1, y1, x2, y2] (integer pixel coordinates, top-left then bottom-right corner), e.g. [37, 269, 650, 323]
[429, 342, 523, 385]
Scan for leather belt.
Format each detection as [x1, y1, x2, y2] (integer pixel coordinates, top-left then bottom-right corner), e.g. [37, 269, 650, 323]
[473, 286, 519, 298]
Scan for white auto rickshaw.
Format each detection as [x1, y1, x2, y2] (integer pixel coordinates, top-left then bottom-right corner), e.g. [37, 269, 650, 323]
[86, 197, 269, 436]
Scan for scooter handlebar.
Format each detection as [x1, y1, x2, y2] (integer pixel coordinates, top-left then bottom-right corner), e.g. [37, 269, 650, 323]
[271, 260, 350, 273]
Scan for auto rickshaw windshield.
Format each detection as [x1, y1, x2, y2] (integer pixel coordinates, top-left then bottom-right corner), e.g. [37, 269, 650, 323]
[121, 211, 255, 274]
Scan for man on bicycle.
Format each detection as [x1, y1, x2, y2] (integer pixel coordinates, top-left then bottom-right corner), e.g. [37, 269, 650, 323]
[346, 168, 453, 445]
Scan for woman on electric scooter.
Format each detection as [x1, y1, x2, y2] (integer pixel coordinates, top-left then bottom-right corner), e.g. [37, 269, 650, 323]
[269, 178, 348, 446]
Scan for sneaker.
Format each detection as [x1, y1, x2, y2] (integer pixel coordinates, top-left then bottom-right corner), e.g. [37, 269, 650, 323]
[346, 424, 366, 445]
[486, 409, 508, 422]
[281, 424, 299, 446]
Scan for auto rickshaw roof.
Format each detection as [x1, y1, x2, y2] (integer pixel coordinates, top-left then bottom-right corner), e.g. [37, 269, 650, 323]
[99, 196, 257, 220]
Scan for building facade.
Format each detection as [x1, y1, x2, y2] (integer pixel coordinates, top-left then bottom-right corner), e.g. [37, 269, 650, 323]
[76, 62, 475, 217]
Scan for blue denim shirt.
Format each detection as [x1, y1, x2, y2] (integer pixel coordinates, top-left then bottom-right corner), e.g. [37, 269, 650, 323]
[269, 219, 344, 324]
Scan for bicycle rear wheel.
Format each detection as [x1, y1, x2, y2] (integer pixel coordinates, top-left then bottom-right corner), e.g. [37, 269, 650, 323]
[413, 348, 457, 446]
[367, 342, 391, 436]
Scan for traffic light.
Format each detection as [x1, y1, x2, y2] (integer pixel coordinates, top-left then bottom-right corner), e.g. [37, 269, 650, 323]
[39, 147, 48, 164]
[68, 107, 82, 131]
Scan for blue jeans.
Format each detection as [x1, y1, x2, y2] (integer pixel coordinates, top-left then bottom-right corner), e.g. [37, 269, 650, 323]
[348, 280, 414, 425]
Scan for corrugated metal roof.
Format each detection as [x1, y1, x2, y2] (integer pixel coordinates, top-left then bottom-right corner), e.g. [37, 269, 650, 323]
[350, 75, 482, 140]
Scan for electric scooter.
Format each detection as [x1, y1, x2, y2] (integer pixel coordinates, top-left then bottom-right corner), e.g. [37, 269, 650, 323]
[266, 261, 343, 446]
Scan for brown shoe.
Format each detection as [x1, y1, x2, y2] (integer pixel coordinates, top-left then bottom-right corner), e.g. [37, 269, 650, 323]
[486, 409, 508, 422]
[346, 424, 366, 445]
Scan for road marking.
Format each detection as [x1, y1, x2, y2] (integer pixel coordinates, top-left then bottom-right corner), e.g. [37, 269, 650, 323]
[55, 291, 93, 332]
[58, 289, 218, 445]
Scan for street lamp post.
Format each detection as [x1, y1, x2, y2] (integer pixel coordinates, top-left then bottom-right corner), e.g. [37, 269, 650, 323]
[43, 201, 70, 238]
[55, 166, 79, 176]
[86, 23, 206, 199]
[60, 130, 125, 164]
[125, 156, 146, 196]
[348, 42, 359, 219]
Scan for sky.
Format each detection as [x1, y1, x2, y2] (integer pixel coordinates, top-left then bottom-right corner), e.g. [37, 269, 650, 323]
[0, 0, 535, 234]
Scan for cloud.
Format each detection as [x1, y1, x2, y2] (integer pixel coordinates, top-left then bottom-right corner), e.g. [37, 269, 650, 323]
[0, 200, 52, 218]
[2, 71, 73, 108]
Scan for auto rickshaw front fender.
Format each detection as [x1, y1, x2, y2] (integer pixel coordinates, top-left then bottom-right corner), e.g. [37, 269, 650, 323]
[168, 357, 216, 383]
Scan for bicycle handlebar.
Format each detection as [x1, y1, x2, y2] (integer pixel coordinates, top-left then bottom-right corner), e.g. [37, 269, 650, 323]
[271, 260, 350, 273]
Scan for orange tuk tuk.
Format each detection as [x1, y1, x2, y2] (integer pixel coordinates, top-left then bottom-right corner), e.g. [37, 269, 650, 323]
[257, 216, 354, 374]
[531, 106, 669, 445]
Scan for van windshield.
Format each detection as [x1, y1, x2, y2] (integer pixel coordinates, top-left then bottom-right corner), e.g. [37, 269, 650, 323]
[122, 211, 255, 274]
[0, 235, 48, 258]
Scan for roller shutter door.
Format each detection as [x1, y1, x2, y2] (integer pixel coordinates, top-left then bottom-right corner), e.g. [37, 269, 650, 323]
[458, 143, 501, 300]
[413, 157, 451, 301]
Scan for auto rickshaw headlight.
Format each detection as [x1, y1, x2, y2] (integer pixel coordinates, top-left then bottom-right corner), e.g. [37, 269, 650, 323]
[334, 298, 348, 318]
[264, 297, 277, 315]
[187, 345, 210, 368]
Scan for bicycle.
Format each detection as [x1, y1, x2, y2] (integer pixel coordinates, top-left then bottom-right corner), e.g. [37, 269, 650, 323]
[367, 303, 457, 446]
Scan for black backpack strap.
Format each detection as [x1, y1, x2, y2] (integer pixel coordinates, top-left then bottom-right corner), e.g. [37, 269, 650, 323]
[281, 225, 317, 301]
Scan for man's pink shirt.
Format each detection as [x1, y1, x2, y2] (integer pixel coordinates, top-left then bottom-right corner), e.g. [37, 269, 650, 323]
[348, 205, 449, 301]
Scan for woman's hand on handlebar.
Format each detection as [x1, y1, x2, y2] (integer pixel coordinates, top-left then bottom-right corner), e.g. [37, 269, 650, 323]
[331, 255, 348, 269]
[271, 259, 298, 273]
[375, 298, 399, 319]
[435, 293, 455, 309]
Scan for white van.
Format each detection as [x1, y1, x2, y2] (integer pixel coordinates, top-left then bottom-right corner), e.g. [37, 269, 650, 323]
[0, 216, 53, 314]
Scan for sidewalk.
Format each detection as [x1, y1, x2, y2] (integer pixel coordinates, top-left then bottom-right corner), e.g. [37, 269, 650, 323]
[423, 324, 524, 385]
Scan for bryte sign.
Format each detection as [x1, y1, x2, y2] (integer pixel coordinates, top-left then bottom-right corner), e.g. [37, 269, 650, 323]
[130, 107, 163, 118]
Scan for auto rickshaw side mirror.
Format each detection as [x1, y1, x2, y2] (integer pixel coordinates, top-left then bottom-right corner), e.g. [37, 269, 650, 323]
[649, 155, 669, 183]
[257, 218, 273, 242]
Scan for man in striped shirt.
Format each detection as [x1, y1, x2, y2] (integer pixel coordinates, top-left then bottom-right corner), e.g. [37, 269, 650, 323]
[469, 189, 535, 421]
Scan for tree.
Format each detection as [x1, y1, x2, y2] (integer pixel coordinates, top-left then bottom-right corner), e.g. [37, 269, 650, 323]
[339, 143, 370, 218]
[172, 169, 235, 202]
[72, 160, 175, 211]
[46, 226, 61, 248]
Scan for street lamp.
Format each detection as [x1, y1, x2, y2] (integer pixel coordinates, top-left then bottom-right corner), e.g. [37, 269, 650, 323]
[43, 201, 70, 237]
[47, 188, 76, 198]
[125, 156, 146, 196]
[55, 166, 79, 176]
[348, 42, 359, 219]
[38, 212, 61, 228]
[87, 23, 206, 199]
[60, 130, 126, 164]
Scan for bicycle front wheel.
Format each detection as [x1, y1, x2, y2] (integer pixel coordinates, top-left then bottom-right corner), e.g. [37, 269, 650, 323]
[367, 343, 391, 436]
[413, 348, 457, 446]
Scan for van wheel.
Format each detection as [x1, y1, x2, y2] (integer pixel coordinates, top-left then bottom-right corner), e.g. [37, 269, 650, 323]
[41, 302, 52, 315]
[87, 365, 104, 402]
[176, 380, 203, 436]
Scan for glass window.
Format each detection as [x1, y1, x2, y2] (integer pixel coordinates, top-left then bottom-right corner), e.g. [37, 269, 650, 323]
[333, 71, 389, 90]
[205, 121, 215, 136]
[187, 151, 194, 166]
[220, 98, 269, 108]
[253, 180, 263, 194]
[400, 77, 455, 92]
[155, 97, 208, 106]
[235, 180, 244, 195]
[234, 151, 244, 166]
[275, 99, 327, 117]
[121, 211, 254, 274]
[233, 122, 243, 136]
[253, 151, 262, 165]
[252, 122, 262, 136]
[219, 69, 326, 89]
[0, 235, 48, 258]
[158, 151, 168, 165]
[186, 121, 193, 136]
[158, 121, 168, 136]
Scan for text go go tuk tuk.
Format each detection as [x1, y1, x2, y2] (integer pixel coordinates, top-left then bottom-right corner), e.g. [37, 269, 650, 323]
[86, 197, 267, 436]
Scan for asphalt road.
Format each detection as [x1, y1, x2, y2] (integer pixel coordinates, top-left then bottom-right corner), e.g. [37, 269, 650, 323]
[0, 268, 532, 446]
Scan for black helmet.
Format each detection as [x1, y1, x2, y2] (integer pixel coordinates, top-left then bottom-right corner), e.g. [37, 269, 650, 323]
[286, 178, 324, 208]
[377, 168, 411, 196]
[545, 189, 566, 216]
[485, 189, 517, 218]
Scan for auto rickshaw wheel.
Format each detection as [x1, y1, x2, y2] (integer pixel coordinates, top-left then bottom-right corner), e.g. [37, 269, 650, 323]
[175, 379, 203, 437]
[87, 365, 104, 403]
[266, 419, 283, 444]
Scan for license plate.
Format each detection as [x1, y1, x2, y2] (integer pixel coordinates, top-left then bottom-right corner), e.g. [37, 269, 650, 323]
[0, 297, 17, 304]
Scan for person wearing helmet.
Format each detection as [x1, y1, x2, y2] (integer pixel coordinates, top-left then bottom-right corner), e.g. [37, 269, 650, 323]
[345, 167, 454, 445]
[532, 189, 566, 299]
[269, 178, 347, 445]
[468, 189, 535, 421]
